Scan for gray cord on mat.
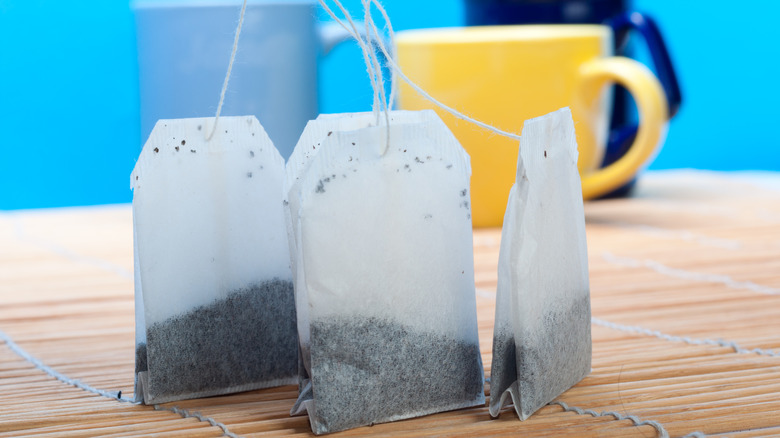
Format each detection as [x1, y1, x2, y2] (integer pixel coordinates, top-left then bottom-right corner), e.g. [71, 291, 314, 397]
[0, 327, 243, 438]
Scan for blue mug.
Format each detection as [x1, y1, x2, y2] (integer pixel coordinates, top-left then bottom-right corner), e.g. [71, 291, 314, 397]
[464, 0, 681, 197]
[134, 1, 367, 160]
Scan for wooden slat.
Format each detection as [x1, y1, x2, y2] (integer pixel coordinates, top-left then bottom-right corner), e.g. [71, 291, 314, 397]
[1, 171, 779, 437]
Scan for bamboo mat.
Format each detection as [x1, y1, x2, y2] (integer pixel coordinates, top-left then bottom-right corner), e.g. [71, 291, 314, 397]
[2, 170, 779, 438]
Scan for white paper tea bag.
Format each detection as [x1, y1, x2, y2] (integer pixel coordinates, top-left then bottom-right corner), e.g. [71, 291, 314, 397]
[489, 108, 592, 420]
[132, 116, 297, 404]
[283, 111, 438, 382]
[286, 110, 485, 435]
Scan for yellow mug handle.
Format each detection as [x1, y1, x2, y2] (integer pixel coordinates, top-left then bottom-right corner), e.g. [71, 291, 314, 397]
[578, 57, 668, 199]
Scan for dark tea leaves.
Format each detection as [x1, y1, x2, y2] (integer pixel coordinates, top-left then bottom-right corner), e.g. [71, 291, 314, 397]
[144, 279, 297, 403]
[307, 316, 484, 434]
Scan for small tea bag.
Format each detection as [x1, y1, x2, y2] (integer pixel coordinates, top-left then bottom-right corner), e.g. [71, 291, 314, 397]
[132, 116, 297, 404]
[286, 110, 485, 435]
[489, 108, 592, 420]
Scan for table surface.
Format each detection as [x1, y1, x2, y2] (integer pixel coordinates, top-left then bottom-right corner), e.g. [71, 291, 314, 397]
[2, 170, 779, 438]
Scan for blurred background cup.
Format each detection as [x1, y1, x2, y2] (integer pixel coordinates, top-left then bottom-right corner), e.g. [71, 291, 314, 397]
[134, 0, 359, 159]
[396, 25, 667, 227]
[463, 0, 682, 197]
[464, 0, 627, 25]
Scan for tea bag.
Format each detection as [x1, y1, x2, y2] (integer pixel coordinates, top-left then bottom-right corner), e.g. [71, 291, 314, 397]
[286, 110, 485, 435]
[489, 108, 592, 420]
[283, 111, 436, 380]
[132, 116, 297, 404]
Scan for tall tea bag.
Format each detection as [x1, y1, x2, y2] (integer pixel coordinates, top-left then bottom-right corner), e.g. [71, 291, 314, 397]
[489, 108, 592, 420]
[132, 116, 297, 405]
[287, 110, 485, 435]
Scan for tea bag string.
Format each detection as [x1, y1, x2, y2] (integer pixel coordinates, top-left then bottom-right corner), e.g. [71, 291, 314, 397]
[317, 0, 392, 151]
[362, 0, 390, 123]
[362, 0, 392, 150]
[367, 0, 398, 112]
[206, 0, 248, 141]
[316, 0, 381, 115]
[321, 0, 523, 142]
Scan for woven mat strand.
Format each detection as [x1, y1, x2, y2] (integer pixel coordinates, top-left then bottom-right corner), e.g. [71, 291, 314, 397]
[1, 171, 779, 437]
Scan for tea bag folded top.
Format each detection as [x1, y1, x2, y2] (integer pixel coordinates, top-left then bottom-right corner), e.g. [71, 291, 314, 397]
[286, 110, 485, 435]
[489, 108, 592, 420]
[132, 116, 297, 405]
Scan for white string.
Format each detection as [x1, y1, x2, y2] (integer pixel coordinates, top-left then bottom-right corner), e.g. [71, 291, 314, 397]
[362, 0, 523, 141]
[550, 401, 670, 438]
[592, 317, 780, 357]
[1, 325, 245, 437]
[362, 0, 391, 150]
[602, 252, 780, 296]
[318, 0, 522, 142]
[154, 405, 243, 438]
[3, 215, 243, 436]
[611, 222, 741, 250]
[371, 0, 399, 111]
[5, 317, 685, 438]
[10, 214, 133, 280]
[363, 1, 381, 121]
[319, 0, 392, 151]
[206, 0, 248, 141]
[362, 1, 390, 118]
[318, 0, 381, 116]
[0, 327, 136, 403]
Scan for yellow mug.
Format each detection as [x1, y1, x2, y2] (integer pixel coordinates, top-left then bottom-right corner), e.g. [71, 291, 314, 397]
[396, 25, 668, 227]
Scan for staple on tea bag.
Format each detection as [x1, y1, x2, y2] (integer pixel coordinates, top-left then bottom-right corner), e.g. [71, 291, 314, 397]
[489, 107, 592, 420]
[286, 111, 485, 435]
[132, 116, 297, 404]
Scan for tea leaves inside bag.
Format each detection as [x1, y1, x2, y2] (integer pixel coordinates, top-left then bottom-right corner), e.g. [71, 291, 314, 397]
[489, 108, 592, 420]
[287, 110, 485, 434]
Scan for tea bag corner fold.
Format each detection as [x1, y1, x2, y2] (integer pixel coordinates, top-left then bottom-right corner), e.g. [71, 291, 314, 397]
[489, 107, 592, 421]
[132, 115, 297, 405]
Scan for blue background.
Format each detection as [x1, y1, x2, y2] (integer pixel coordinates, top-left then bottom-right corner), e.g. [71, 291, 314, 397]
[0, 0, 778, 210]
